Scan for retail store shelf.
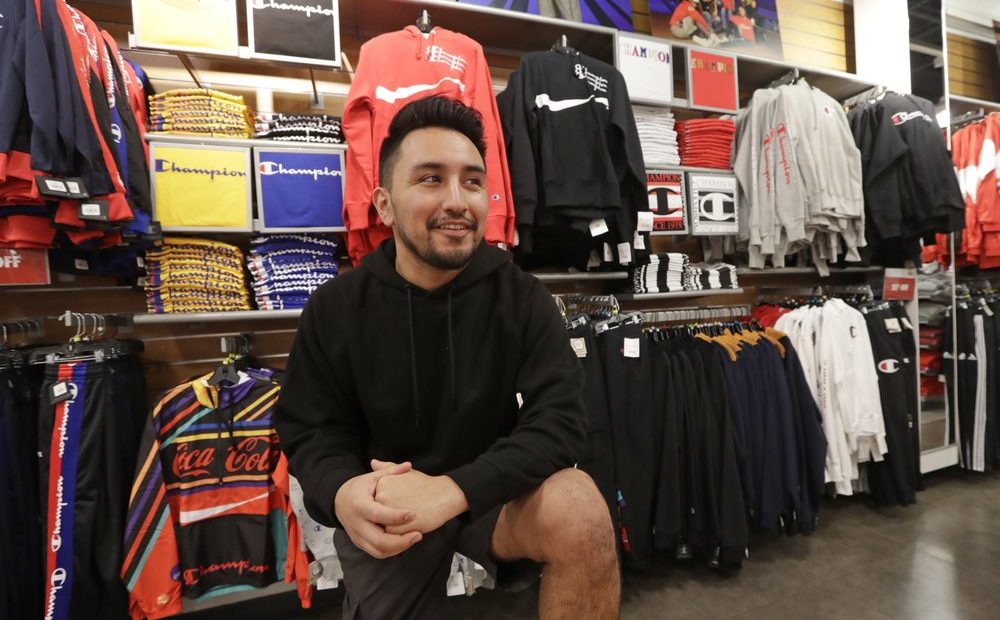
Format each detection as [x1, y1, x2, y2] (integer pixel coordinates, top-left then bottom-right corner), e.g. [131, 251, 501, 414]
[132, 310, 302, 324]
[532, 272, 629, 282]
[949, 94, 1000, 117]
[343, 0, 618, 62]
[145, 132, 347, 151]
[617, 288, 744, 301]
[736, 266, 883, 275]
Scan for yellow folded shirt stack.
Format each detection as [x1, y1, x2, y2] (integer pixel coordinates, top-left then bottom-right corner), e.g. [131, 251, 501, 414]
[144, 237, 253, 313]
[149, 88, 255, 138]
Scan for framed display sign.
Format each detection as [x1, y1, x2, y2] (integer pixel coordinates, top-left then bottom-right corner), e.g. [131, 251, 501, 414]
[687, 48, 738, 113]
[254, 147, 346, 231]
[247, 0, 342, 66]
[616, 32, 673, 105]
[150, 143, 253, 232]
[646, 170, 688, 234]
[131, 0, 239, 55]
[688, 172, 738, 236]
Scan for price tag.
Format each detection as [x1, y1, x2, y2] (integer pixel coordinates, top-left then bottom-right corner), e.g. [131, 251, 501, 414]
[589, 218, 609, 237]
[900, 317, 913, 330]
[636, 211, 654, 232]
[570, 337, 588, 358]
[884, 318, 902, 333]
[35, 176, 89, 198]
[78, 200, 110, 222]
[602, 243, 613, 262]
[587, 251, 601, 269]
[623, 337, 640, 358]
[74, 259, 89, 271]
[50, 381, 72, 404]
[633, 231, 646, 250]
[136, 256, 145, 268]
[617, 242, 633, 265]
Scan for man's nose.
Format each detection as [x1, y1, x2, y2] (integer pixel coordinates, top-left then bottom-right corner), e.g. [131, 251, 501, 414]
[441, 178, 469, 213]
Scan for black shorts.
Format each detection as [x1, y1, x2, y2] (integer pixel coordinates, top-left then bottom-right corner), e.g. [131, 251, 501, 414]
[333, 505, 541, 620]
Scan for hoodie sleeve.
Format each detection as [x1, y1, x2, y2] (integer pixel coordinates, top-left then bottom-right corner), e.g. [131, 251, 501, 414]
[446, 280, 587, 520]
[498, 64, 539, 249]
[467, 41, 515, 247]
[275, 289, 368, 528]
[342, 42, 377, 263]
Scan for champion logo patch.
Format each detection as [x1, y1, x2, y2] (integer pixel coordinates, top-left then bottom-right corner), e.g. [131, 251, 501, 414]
[878, 359, 900, 374]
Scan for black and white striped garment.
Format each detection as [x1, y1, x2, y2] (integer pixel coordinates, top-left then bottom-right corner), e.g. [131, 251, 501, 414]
[632, 253, 690, 293]
[682, 262, 739, 290]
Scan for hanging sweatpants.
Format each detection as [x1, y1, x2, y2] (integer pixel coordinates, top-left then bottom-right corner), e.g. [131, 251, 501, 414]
[568, 323, 618, 530]
[1, 364, 44, 620]
[38, 361, 130, 620]
[864, 308, 918, 506]
[598, 323, 655, 571]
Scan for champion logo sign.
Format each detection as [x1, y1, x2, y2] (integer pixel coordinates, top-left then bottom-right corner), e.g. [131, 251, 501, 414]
[699, 192, 734, 221]
[155, 159, 247, 181]
[111, 124, 122, 144]
[427, 45, 468, 72]
[878, 359, 900, 374]
[258, 161, 341, 181]
[574, 64, 609, 93]
[251, 0, 335, 18]
[890, 110, 933, 126]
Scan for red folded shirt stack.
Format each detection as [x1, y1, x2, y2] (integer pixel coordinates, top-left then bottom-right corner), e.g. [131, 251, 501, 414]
[678, 118, 735, 169]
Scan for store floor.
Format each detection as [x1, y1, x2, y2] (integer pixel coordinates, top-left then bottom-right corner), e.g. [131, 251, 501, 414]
[194, 469, 1000, 620]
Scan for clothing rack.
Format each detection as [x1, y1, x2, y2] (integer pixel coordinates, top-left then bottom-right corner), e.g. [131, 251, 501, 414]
[842, 84, 887, 110]
[415, 10, 432, 33]
[557, 293, 620, 315]
[768, 67, 800, 89]
[58, 311, 134, 339]
[642, 304, 752, 325]
[951, 108, 987, 130]
[0, 317, 46, 345]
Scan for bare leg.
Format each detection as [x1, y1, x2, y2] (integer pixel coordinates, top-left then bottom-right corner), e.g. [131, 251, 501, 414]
[490, 469, 620, 619]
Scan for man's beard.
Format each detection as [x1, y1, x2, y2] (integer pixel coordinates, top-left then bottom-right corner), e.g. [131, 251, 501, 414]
[396, 219, 477, 270]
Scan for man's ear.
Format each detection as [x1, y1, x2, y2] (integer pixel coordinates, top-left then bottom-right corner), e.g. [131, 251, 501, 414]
[373, 186, 395, 227]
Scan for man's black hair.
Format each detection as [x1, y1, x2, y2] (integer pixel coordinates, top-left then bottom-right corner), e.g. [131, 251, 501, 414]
[378, 96, 487, 187]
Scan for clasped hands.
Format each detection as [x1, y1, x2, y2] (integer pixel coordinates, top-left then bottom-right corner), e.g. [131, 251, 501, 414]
[334, 459, 469, 559]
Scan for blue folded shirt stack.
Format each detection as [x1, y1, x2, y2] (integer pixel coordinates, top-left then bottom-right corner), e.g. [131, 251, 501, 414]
[248, 234, 340, 310]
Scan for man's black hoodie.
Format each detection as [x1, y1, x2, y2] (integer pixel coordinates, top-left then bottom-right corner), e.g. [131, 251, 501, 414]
[275, 239, 587, 528]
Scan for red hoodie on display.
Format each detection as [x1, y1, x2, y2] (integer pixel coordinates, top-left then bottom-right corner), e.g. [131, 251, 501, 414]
[342, 26, 515, 264]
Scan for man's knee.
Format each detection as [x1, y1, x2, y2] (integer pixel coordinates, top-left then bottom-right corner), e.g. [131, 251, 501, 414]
[535, 469, 616, 560]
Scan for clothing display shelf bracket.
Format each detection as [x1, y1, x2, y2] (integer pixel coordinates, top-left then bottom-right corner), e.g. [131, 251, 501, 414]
[617, 288, 745, 301]
[145, 132, 348, 152]
[533, 271, 629, 282]
[132, 310, 303, 324]
[735, 266, 883, 275]
[642, 304, 752, 324]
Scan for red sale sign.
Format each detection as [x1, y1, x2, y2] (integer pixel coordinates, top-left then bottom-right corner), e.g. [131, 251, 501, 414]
[883, 268, 916, 301]
[0, 248, 50, 286]
[687, 48, 738, 113]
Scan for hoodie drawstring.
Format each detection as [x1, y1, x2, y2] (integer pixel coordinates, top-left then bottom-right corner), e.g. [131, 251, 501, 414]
[447, 287, 456, 414]
[406, 285, 422, 427]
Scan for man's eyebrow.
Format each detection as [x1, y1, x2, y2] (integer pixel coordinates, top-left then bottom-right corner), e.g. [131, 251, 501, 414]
[411, 162, 486, 174]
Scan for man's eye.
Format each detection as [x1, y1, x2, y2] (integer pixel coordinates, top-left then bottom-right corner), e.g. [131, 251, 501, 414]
[465, 177, 484, 186]
[421, 175, 441, 183]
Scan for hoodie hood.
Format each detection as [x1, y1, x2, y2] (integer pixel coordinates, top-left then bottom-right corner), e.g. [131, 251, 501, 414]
[359, 239, 512, 428]
[360, 238, 511, 295]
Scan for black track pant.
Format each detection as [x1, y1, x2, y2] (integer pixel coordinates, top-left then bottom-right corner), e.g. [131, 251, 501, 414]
[598, 324, 654, 570]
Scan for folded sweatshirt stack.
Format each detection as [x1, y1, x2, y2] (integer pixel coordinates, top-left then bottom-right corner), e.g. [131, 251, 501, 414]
[149, 88, 255, 137]
[632, 253, 690, 293]
[633, 105, 680, 167]
[678, 118, 735, 169]
[682, 262, 739, 290]
[248, 234, 340, 310]
[255, 113, 345, 145]
[144, 237, 252, 313]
